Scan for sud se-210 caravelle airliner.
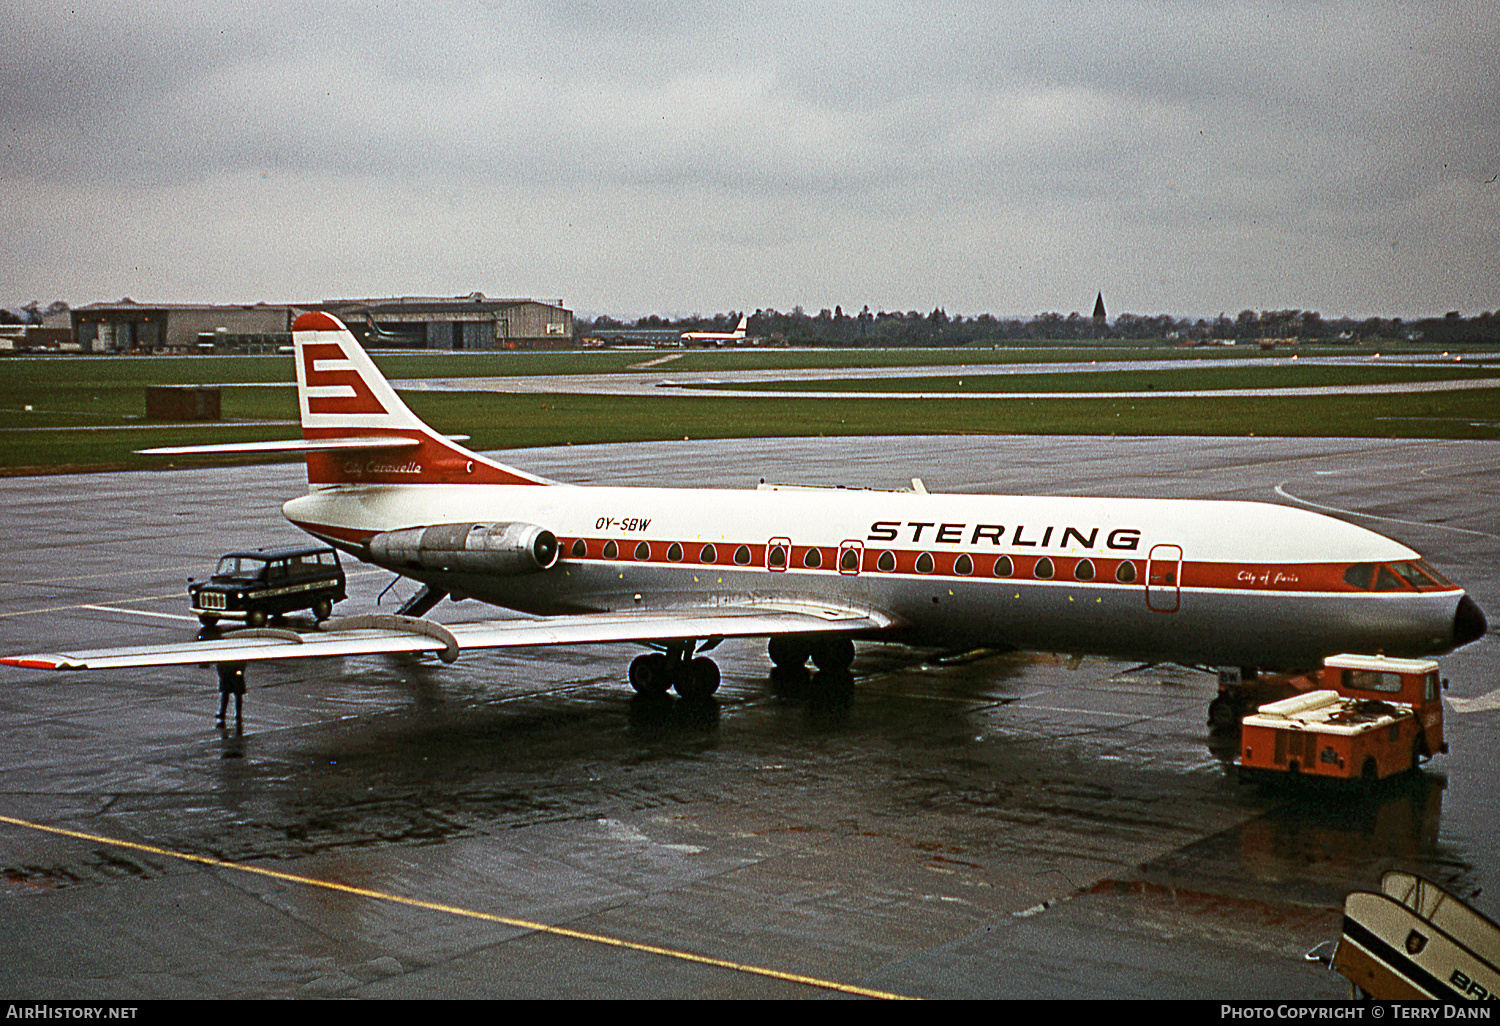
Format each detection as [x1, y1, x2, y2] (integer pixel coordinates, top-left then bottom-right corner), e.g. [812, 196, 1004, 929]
[2, 311, 1488, 704]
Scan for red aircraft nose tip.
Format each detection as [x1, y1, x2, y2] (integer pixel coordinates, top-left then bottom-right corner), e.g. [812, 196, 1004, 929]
[1454, 595, 1487, 647]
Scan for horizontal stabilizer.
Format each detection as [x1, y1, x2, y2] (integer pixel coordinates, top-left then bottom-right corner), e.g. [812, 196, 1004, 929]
[138, 437, 426, 456]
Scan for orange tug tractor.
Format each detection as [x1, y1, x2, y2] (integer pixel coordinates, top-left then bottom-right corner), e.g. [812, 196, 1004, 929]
[1236, 654, 1446, 785]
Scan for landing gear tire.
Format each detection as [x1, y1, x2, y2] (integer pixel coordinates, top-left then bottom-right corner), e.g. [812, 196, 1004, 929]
[768, 635, 813, 669]
[629, 654, 672, 695]
[675, 658, 721, 702]
[1208, 695, 1240, 732]
[810, 637, 855, 673]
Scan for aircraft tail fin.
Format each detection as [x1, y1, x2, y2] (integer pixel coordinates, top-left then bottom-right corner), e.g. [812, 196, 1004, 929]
[293, 311, 551, 488]
[734, 315, 748, 337]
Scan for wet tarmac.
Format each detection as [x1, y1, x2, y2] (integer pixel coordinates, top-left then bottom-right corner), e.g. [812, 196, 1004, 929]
[0, 435, 1496, 999]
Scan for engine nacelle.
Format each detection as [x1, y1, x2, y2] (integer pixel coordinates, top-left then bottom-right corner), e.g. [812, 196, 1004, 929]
[369, 522, 559, 576]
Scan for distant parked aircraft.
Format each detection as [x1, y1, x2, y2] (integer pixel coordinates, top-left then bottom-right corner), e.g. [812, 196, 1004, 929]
[681, 315, 749, 344]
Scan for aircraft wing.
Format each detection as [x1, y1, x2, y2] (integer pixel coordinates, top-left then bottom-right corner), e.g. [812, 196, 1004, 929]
[1, 602, 895, 671]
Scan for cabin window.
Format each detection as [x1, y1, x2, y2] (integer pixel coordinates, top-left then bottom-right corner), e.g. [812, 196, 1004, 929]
[734, 544, 752, 566]
[667, 543, 683, 562]
[993, 555, 1014, 578]
[915, 552, 934, 574]
[954, 553, 973, 576]
[1074, 558, 1095, 581]
[1115, 560, 1137, 583]
[602, 540, 618, 560]
[700, 543, 717, 563]
[570, 538, 587, 559]
[841, 548, 860, 572]
[877, 550, 897, 572]
[803, 548, 822, 569]
[1034, 557, 1055, 579]
[634, 541, 651, 561]
[768, 545, 787, 569]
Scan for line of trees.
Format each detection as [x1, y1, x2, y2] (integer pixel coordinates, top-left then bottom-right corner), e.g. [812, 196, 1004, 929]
[581, 307, 1500, 347]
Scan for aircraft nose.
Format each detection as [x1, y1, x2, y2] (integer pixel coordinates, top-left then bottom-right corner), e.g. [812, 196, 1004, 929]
[1454, 594, 1488, 647]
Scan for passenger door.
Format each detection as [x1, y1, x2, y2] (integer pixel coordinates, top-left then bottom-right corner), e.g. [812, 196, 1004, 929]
[1146, 544, 1182, 612]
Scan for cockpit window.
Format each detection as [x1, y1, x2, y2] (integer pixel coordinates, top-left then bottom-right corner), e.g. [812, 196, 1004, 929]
[1390, 561, 1446, 589]
[1348, 560, 1452, 592]
[1414, 560, 1453, 587]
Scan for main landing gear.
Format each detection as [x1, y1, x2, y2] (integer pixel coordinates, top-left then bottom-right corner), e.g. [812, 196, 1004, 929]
[766, 634, 857, 709]
[768, 635, 855, 674]
[629, 641, 721, 702]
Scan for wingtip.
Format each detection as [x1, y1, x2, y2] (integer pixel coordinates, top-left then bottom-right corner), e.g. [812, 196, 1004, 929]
[1, 656, 68, 670]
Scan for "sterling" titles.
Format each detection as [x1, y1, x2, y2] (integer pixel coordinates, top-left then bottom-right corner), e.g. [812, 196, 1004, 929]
[867, 521, 1141, 550]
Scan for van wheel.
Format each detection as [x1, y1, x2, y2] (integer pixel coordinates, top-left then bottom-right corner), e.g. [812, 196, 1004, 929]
[198, 614, 219, 627]
[313, 598, 333, 622]
[246, 610, 267, 628]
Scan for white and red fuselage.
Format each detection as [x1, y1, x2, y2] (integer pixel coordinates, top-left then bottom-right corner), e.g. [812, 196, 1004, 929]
[283, 312, 1486, 672]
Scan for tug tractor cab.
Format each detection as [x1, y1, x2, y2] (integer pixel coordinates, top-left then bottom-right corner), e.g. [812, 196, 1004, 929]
[189, 546, 346, 628]
[1237, 653, 1446, 785]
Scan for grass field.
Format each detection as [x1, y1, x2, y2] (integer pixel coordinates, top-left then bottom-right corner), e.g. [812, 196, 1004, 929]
[1, 347, 1497, 474]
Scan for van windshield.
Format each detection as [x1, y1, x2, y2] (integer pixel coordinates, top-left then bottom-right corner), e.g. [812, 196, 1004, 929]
[214, 556, 267, 579]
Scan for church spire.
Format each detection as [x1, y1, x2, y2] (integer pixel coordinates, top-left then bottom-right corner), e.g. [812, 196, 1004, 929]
[1093, 292, 1106, 321]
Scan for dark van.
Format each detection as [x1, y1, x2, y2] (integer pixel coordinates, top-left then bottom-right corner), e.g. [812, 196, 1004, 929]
[189, 546, 346, 628]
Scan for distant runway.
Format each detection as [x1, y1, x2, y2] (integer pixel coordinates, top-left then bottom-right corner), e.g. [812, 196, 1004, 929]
[395, 352, 1500, 401]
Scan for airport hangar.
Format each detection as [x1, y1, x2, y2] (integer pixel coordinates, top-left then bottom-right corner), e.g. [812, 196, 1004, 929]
[67, 294, 575, 353]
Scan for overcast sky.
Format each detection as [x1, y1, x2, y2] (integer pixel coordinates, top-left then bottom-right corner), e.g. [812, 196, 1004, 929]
[3, 0, 1496, 320]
